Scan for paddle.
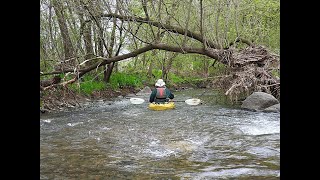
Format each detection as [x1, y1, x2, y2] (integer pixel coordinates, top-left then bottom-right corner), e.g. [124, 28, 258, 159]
[129, 97, 202, 106]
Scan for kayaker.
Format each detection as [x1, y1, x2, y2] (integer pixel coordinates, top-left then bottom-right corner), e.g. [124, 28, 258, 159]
[149, 79, 174, 103]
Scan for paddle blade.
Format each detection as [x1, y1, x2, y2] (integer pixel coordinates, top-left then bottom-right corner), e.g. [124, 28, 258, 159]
[130, 98, 145, 104]
[185, 98, 201, 105]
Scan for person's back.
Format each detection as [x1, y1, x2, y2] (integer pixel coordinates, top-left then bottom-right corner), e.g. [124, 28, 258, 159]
[149, 79, 174, 103]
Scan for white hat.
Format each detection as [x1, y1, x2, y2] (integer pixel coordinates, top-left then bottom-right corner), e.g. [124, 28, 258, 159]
[155, 79, 165, 87]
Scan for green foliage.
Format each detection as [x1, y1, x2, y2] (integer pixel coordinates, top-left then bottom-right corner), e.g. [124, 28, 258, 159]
[151, 69, 163, 79]
[68, 74, 102, 94]
[209, 62, 227, 76]
[40, 0, 280, 95]
[69, 76, 106, 95]
[128, 0, 145, 16]
[271, 69, 280, 78]
[168, 73, 188, 84]
[67, 73, 145, 95]
[238, 0, 280, 50]
[109, 72, 144, 89]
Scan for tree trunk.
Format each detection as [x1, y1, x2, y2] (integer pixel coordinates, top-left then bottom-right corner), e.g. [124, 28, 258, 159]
[51, 0, 75, 65]
[94, 17, 105, 80]
[104, 63, 115, 82]
[147, 58, 154, 78]
[48, 2, 62, 60]
[82, 21, 94, 62]
[162, 53, 177, 81]
[104, 3, 119, 83]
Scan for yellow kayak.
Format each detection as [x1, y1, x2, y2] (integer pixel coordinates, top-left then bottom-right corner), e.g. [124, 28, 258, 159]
[148, 102, 175, 111]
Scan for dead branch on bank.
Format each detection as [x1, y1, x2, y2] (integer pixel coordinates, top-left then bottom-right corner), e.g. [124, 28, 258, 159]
[40, 85, 83, 112]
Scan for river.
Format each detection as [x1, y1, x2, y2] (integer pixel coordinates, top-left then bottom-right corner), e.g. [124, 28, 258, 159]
[40, 89, 280, 179]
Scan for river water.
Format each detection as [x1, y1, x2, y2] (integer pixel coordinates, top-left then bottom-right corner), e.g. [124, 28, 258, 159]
[40, 89, 280, 179]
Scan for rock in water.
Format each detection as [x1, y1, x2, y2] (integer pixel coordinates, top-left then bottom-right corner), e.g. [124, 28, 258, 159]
[241, 92, 279, 111]
[263, 103, 280, 113]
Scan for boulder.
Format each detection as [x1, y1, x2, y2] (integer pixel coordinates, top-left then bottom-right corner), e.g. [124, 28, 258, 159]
[241, 92, 279, 111]
[263, 103, 280, 113]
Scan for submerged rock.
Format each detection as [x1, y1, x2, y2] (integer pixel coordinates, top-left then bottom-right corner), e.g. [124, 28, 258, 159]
[136, 86, 152, 96]
[126, 93, 137, 97]
[165, 140, 196, 153]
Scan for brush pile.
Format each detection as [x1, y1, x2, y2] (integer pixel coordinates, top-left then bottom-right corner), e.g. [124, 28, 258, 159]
[213, 45, 280, 101]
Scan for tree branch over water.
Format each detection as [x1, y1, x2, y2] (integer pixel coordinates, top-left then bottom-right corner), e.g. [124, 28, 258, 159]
[40, 0, 279, 100]
[41, 43, 222, 77]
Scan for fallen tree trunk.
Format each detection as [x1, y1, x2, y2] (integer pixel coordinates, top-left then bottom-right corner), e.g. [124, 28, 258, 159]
[40, 76, 61, 90]
[40, 44, 280, 102]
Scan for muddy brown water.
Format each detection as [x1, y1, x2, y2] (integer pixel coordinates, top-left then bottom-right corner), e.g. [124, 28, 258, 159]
[40, 89, 280, 179]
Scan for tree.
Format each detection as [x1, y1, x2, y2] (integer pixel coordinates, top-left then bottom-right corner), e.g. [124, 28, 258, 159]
[51, 0, 76, 67]
[40, 0, 280, 99]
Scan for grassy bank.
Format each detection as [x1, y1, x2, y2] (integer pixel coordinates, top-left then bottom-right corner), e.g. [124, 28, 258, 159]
[65, 70, 214, 96]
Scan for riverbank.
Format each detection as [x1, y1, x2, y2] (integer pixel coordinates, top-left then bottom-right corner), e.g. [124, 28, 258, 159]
[40, 83, 198, 114]
[40, 86, 141, 113]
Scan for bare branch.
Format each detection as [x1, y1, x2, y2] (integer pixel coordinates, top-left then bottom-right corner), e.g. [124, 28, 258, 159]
[100, 13, 219, 48]
[41, 43, 223, 77]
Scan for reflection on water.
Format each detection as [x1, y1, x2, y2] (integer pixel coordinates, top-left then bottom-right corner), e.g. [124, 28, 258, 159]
[40, 89, 280, 179]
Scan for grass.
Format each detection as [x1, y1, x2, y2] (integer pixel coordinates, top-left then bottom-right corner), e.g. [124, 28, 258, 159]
[109, 72, 144, 89]
[69, 73, 144, 95]
[57, 67, 224, 96]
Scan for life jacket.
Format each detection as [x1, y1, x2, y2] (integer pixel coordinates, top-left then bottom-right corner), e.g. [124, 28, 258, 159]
[156, 87, 167, 99]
